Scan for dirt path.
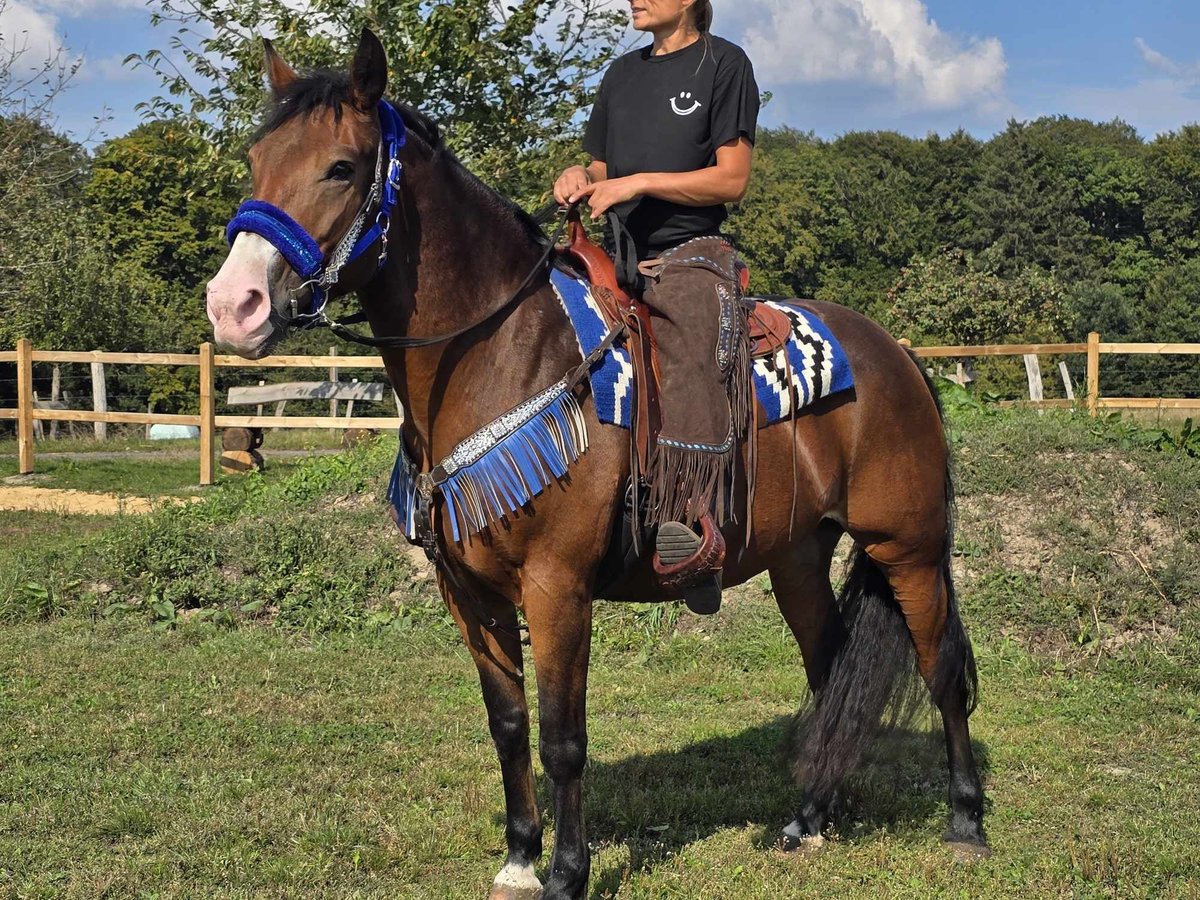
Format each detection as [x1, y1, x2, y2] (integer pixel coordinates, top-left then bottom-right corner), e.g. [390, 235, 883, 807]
[0, 486, 195, 516]
[26, 449, 339, 462]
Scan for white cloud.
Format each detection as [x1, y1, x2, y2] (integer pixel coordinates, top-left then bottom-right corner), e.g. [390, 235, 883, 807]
[28, 0, 145, 12]
[1053, 40, 1200, 137]
[1, 0, 146, 73]
[82, 52, 145, 83]
[1059, 79, 1200, 137]
[0, 0, 62, 66]
[1134, 38, 1200, 85]
[729, 0, 1007, 110]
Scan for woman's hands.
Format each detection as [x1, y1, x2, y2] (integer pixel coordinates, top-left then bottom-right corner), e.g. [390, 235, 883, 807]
[553, 166, 592, 206]
[570, 175, 646, 220]
[553, 162, 642, 220]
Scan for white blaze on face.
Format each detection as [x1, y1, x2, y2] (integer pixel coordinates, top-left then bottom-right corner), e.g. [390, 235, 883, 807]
[206, 233, 280, 355]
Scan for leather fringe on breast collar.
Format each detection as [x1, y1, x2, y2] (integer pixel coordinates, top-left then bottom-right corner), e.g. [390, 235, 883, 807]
[389, 383, 588, 543]
[387, 320, 626, 545]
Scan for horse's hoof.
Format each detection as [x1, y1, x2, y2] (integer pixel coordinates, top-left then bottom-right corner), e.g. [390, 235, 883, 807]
[777, 831, 825, 855]
[946, 840, 992, 863]
[487, 886, 541, 900]
[488, 863, 543, 900]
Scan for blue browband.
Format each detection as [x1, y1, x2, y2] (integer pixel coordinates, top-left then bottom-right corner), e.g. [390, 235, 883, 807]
[225, 100, 408, 323]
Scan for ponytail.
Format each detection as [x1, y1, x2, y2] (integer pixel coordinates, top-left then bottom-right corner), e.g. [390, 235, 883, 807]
[692, 0, 713, 32]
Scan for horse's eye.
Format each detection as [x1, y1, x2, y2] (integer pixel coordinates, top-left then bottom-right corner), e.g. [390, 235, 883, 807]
[325, 161, 355, 182]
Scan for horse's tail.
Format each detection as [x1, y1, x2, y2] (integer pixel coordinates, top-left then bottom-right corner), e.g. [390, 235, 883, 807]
[790, 349, 976, 804]
[790, 545, 926, 807]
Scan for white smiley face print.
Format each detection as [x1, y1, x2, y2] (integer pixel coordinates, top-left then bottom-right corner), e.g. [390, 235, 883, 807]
[670, 91, 702, 116]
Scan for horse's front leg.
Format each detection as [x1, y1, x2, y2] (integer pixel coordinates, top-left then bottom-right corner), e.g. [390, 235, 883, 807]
[442, 576, 544, 900]
[523, 568, 594, 900]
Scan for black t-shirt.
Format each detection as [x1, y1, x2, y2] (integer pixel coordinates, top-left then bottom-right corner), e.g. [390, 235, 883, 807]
[583, 35, 759, 257]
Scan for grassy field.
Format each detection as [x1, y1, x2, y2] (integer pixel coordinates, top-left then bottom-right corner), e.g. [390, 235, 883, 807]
[0, 405, 1198, 898]
[0, 428, 350, 495]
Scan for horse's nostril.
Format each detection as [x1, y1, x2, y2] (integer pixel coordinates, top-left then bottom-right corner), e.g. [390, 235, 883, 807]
[234, 289, 266, 324]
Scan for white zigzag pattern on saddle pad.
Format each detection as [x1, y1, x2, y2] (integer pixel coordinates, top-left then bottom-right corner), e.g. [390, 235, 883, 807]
[550, 268, 853, 428]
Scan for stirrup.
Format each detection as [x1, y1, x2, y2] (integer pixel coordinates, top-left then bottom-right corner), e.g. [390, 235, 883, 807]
[654, 516, 726, 614]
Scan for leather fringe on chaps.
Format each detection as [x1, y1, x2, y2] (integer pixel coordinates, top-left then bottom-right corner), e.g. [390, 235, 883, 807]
[643, 315, 755, 529]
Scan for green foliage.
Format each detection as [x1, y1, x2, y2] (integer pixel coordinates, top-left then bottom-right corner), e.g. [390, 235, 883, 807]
[882, 250, 1070, 345]
[0, 437, 442, 634]
[83, 121, 240, 352]
[1091, 413, 1200, 458]
[1144, 124, 1200, 258]
[129, 0, 626, 201]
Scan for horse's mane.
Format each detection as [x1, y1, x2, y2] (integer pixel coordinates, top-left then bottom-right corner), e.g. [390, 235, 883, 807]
[254, 68, 547, 250]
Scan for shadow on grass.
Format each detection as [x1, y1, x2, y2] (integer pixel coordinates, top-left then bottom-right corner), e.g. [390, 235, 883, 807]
[569, 716, 991, 897]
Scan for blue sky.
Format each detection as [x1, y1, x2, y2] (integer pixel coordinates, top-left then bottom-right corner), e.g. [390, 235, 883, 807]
[4, 0, 1200, 146]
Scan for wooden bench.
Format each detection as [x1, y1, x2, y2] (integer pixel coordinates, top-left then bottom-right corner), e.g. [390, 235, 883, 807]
[221, 380, 402, 472]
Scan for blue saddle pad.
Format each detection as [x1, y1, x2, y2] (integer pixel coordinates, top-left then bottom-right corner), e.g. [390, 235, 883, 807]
[549, 268, 853, 426]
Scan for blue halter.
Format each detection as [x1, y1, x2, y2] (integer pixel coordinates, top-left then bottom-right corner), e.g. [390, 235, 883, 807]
[225, 100, 408, 324]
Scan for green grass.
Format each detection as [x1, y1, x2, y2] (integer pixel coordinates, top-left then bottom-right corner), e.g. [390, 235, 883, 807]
[0, 454, 215, 495]
[0, 612, 1196, 898]
[0, 427, 358, 456]
[0, 404, 1197, 897]
[0, 443, 339, 495]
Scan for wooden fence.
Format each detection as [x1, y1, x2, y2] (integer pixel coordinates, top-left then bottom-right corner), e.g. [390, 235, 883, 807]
[1, 340, 401, 485]
[2, 332, 1198, 486]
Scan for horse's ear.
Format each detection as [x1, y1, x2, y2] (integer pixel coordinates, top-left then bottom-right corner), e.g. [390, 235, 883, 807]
[263, 38, 297, 95]
[349, 27, 388, 111]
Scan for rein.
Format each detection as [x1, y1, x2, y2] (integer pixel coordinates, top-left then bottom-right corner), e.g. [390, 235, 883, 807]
[324, 201, 574, 349]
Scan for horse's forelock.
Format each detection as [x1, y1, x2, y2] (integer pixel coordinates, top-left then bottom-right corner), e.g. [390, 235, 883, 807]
[252, 69, 443, 157]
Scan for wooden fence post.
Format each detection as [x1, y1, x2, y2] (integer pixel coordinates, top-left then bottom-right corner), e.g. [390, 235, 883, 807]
[90, 361, 108, 440]
[1086, 331, 1101, 416]
[1059, 362, 1076, 401]
[32, 392, 44, 440]
[17, 338, 34, 474]
[1023, 354, 1044, 403]
[49, 364, 60, 439]
[199, 342, 215, 485]
[329, 345, 339, 425]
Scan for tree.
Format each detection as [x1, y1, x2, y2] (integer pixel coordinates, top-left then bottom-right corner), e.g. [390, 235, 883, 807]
[83, 121, 240, 350]
[725, 129, 834, 298]
[1144, 125, 1200, 260]
[0, 3, 89, 320]
[883, 250, 1070, 346]
[129, 0, 627, 202]
[963, 119, 1092, 282]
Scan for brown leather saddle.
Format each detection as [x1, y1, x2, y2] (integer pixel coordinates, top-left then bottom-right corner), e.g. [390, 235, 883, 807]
[559, 219, 796, 364]
[559, 218, 796, 594]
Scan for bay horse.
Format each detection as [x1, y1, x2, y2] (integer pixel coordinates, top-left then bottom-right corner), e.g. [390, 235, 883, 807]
[206, 29, 988, 900]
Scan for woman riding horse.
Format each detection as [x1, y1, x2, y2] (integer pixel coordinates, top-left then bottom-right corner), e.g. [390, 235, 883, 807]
[555, 0, 760, 615]
[207, 23, 989, 900]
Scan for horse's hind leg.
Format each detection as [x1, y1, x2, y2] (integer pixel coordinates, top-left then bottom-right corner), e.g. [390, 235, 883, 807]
[873, 553, 988, 853]
[769, 520, 847, 848]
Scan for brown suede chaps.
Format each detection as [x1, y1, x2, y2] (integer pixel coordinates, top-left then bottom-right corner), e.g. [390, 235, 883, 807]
[636, 236, 754, 529]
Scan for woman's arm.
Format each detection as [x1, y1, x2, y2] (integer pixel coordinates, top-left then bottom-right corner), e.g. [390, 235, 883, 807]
[570, 138, 752, 219]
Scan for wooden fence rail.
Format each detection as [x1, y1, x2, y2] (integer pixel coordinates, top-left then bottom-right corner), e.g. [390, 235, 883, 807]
[2, 333, 1197, 486]
[3, 341, 403, 485]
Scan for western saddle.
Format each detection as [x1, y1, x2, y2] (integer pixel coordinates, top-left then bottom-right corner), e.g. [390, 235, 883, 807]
[558, 216, 797, 370]
[557, 217, 796, 597]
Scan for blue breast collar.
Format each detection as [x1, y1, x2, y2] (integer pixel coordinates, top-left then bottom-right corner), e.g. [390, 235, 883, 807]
[224, 100, 408, 324]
